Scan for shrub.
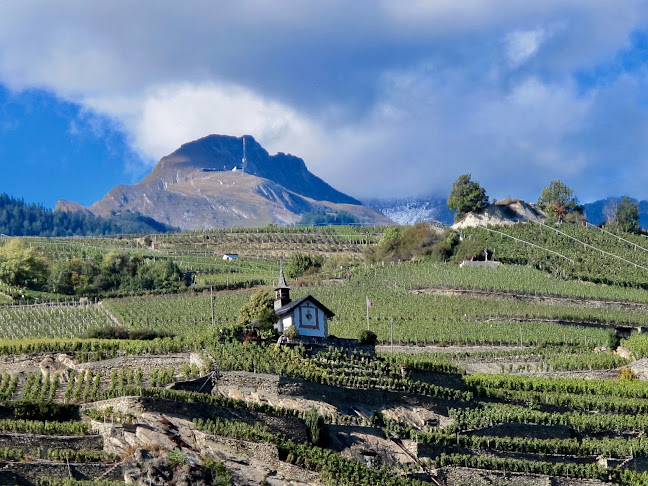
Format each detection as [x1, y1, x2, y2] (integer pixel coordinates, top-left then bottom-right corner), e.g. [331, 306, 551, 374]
[358, 330, 377, 345]
[620, 367, 637, 381]
[201, 457, 232, 486]
[238, 290, 278, 332]
[453, 238, 487, 262]
[286, 253, 324, 279]
[283, 325, 300, 340]
[305, 406, 324, 446]
[167, 448, 186, 468]
[608, 330, 621, 350]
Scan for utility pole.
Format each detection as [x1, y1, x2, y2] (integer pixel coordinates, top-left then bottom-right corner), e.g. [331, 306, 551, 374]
[391, 317, 394, 353]
[241, 136, 247, 173]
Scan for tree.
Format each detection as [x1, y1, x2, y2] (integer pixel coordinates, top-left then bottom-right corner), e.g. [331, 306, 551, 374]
[298, 208, 359, 226]
[237, 289, 278, 333]
[0, 238, 48, 289]
[285, 252, 324, 279]
[537, 181, 580, 222]
[616, 196, 640, 233]
[447, 174, 488, 222]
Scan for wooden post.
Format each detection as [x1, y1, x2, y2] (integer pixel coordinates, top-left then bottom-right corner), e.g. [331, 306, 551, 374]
[366, 298, 370, 331]
[210, 286, 215, 327]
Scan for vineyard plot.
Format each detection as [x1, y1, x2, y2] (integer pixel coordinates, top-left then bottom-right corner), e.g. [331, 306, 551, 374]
[462, 222, 648, 288]
[0, 303, 114, 339]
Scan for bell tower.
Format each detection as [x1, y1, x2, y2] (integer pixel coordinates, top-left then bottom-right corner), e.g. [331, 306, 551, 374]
[274, 260, 291, 310]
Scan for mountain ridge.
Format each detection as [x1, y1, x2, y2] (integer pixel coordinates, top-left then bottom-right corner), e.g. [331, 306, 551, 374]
[57, 134, 390, 230]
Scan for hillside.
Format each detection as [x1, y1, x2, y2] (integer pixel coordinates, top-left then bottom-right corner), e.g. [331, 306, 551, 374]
[0, 193, 176, 236]
[3, 226, 648, 483]
[3, 229, 648, 484]
[57, 135, 390, 230]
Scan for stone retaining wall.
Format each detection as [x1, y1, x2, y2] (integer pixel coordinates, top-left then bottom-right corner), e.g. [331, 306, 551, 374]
[0, 432, 103, 453]
[216, 370, 457, 412]
[85, 396, 308, 443]
[437, 466, 608, 486]
[0, 461, 122, 483]
[195, 432, 279, 464]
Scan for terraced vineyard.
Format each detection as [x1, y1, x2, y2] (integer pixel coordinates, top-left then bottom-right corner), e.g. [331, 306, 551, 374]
[463, 221, 648, 288]
[152, 225, 383, 257]
[2, 223, 648, 484]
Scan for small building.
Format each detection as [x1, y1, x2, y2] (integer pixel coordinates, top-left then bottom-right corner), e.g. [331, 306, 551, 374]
[222, 253, 239, 261]
[273, 264, 334, 338]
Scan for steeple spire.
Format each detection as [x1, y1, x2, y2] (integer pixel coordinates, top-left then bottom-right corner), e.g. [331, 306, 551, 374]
[274, 259, 291, 310]
[276, 259, 289, 289]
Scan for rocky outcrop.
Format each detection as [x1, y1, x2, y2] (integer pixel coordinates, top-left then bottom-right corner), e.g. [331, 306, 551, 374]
[452, 199, 547, 229]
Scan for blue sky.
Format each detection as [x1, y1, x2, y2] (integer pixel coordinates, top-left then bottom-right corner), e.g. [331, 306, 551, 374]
[1, 1, 648, 208]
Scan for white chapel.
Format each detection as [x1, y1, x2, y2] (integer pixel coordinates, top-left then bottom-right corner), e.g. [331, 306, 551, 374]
[273, 264, 334, 338]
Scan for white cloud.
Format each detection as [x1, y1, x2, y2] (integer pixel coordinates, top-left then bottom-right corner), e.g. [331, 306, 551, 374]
[1, 1, 648, 202]
[505, 28, 548, 67]
[83, 82, 326, 166]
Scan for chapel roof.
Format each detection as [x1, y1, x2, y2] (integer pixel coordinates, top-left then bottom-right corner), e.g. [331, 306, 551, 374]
[275, 295, 335, 319]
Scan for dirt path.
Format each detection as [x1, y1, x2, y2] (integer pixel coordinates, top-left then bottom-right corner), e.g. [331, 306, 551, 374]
[410, 286, 648, 312]
[376, 344, 531, 354]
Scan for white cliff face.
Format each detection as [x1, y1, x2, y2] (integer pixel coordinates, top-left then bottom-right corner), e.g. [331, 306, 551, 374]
[452, 201, 548, 230]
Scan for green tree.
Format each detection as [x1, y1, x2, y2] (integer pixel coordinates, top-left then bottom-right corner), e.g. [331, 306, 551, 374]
[237, 289, 278, 333]
[286, 253, 324, 278]
[298, 208, 359, 226]
[0, 238, 48, 289]
[447, 174, 488, 222]
[537, 181, 580, 222]
[47, 257, 95, 295]
[616, 196, 640, 233]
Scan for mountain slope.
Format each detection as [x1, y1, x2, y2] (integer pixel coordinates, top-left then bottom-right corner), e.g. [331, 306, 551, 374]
[364, 196, 454, 226]
[0, 193, 176, 236]
[584, 197, 648, 229]
[57, 135, 390, 230]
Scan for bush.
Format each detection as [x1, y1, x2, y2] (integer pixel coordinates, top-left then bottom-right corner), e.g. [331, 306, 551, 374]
[608, 330, 621, 350]
[283, 325, 300, 340]
[305, 406, 324, 446]
[201, 457, 233, 486]
[286, 253, 324, 279]
[238, 290, 278, 332]
[371, 223, 450, 262]
[167, 448, 186, 467]
[453, 238, 486, 262]
[358, 330, 377, 345]
[620, 367, 637, 381]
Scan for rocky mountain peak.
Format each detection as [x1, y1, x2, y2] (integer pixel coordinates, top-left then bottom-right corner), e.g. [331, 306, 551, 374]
[146, 134, 357, 205]
[56, 134, 387, 230]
